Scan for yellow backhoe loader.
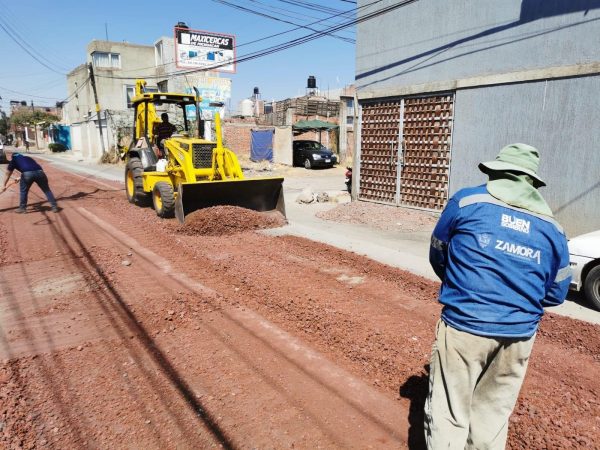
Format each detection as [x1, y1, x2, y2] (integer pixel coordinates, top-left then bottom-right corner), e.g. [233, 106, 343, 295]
[123, 80, 285, 223]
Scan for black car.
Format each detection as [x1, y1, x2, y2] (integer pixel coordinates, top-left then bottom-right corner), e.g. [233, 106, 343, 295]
[292, 140, 337, 169]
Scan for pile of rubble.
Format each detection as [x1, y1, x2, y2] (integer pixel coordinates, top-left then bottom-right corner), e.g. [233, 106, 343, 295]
[179, 206, 287, 236]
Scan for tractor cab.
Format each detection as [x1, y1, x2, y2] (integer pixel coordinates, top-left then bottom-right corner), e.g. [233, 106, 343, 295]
[129, 81, 202, 172]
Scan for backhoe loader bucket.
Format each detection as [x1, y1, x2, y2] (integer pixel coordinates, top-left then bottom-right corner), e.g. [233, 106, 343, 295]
[174, 177, 286, 223]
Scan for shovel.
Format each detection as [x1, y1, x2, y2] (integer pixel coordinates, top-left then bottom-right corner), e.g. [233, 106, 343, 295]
[0, 178, 20, 194]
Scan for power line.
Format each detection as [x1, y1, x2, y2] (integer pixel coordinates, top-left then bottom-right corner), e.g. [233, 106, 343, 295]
[0, 4, 65, 75]
[78, 0, 358, 77]
[0, 20, 66, 75]
[213, 0, 355, 43]
[248, 0, 356, 39]
[248, 0, 352, 27]
[0, 0, 72, 72]
[238, 1, 354, 48]
[61, 77, 91, 104]
[275, 0, 349, 16]
[94, 0, 415, 81]
[0, 77, 91, 108]
[0, 85, 62, 100]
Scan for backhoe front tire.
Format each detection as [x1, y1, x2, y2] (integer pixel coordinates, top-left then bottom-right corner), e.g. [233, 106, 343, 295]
[125, 157, 149, 206]
[152, 182, 175, 218]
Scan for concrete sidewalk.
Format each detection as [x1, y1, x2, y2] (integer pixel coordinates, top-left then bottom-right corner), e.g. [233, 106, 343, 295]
[28, 150, 600, 325]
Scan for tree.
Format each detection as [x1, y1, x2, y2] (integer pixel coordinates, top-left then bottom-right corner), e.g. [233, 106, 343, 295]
[0, 111, 8, 136]
[10, 109, 59, 130]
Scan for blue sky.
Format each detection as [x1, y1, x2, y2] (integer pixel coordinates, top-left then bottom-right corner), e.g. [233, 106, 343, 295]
[0, 0, 356, 114]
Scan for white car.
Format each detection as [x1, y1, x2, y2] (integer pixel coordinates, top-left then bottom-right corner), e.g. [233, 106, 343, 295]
[568, 230, 600, 310]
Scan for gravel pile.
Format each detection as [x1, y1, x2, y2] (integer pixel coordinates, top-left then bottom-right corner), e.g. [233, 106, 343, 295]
[179, 206, 286, 236]
[317, 201, 439, 233]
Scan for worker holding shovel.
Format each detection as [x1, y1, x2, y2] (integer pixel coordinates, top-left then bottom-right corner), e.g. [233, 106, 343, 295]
[1, 152, 59, 213]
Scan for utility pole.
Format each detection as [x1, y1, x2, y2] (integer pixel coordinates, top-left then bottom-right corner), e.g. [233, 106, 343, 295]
[88, 62, 107, 156]
[31, 100, 39, 150]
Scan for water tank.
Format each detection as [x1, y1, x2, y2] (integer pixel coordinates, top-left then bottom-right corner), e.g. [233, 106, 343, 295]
[253, 87, 260, 95]
[240, 99, 254, 117]
[307, 76, 317, 89]
[176, 21, 189, 29]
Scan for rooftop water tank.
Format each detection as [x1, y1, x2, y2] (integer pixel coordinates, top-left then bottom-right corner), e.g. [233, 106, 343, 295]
[240, 98, 254, 117]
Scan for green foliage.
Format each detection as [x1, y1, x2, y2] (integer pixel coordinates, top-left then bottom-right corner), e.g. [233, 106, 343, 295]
[0, 114, 8, 136]
[49, 143, 67, 152]
[10, 109, 59, 128]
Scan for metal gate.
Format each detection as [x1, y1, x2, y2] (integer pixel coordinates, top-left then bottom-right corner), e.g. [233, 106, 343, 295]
[358, 94, 454, 211]
[399, 95, 453, 210]
[358, 101, 402, 204]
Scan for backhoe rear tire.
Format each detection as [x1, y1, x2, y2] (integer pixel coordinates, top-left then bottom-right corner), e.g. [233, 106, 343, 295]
[152, 182, 175, 218]
[125, 157, 150, 206]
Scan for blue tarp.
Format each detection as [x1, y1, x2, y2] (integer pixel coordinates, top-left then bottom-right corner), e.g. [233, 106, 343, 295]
[250, 129, 274, 162]
[51, 125, 71, 149]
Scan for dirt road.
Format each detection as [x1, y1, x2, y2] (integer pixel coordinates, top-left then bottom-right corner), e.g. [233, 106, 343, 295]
[0, 162, 598, 449]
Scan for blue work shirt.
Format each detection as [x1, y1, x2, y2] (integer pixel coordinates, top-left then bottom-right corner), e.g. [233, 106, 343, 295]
[7, 153, 43, 173]
[430, 185, 571, 338]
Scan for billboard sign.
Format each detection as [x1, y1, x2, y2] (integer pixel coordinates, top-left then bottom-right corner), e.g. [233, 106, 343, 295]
[185, 77, 232, 119]
[175, 27, 236, 73]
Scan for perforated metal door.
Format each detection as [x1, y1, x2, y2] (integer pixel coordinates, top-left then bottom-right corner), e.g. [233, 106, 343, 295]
[357, 94, 453, 211]
[357, 101, 401, 204]
[399, 95, 453, 210]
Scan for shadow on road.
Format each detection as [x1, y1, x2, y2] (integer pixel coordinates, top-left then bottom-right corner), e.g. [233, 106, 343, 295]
[46, 212, 236, 449]
[399, 366, 429, 450]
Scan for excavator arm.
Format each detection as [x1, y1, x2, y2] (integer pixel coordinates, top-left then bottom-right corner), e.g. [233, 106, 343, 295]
[210, 111, 243, 181]
[134, 80, 160, 142]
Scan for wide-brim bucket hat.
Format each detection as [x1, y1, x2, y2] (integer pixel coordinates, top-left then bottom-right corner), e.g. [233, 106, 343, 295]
[479, 143, 546, 187]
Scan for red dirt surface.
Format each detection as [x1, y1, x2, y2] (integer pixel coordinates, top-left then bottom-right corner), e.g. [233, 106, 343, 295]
[180, 206, 286, 236]
[0, 160, 598, 449]
[316, 201, 438, 233]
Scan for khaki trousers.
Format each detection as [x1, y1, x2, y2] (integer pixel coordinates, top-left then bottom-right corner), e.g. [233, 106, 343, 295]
[424, 320, 535, 450]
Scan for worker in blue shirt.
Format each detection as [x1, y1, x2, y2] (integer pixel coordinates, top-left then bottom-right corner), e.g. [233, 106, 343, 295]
[1, 153, 59, 213]
[424, 144, 570, 449]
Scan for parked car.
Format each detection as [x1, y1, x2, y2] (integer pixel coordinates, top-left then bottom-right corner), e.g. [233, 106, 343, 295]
[292, 140, 337, 169]
[568, 229, 600, 310]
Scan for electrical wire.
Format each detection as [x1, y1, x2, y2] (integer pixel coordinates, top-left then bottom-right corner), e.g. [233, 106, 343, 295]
[0, 21, 66, 75]
[238, 2, 354, 48]
[0, 85, 61, 100]
[247, 0, 356, 39]
[246, 0, 352, 28]
[61, 77, 91, 104]
[84, 0, 359, 76]
[94, 0, 415, 81]
[112, 1, 353, 76]
[212, 0, 355, 43]
[0, 18, 69, 74]
[275, 0, 349, 16]
[0, 0, 72, 72]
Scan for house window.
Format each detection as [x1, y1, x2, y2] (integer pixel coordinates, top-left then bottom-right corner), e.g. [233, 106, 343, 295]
[346, 98, 354, 116]
[346, 116, 354, 127]
[92, 52, 121, 69]
[125, 85, 158, 108]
